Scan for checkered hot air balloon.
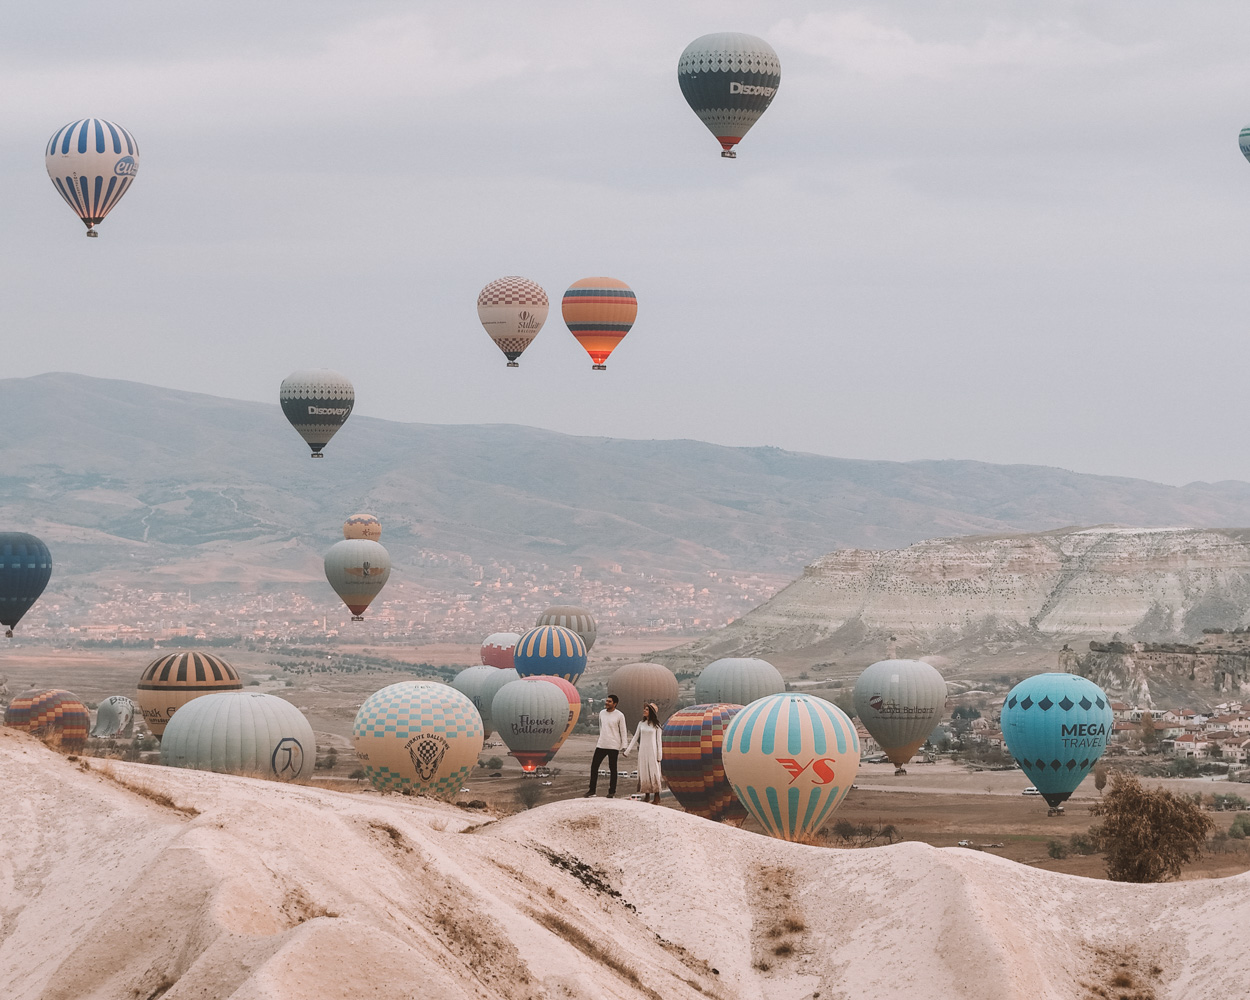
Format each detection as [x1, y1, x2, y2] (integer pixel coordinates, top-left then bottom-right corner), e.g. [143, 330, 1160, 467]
[1001, 673, 1112, 811]
[661, 703, 747, 825]
[513, 625, 587, 685]
[722, 693, 859, 842]
[561, 278, 636, 370]
[477, 276, 549, 366]
[352, 682, 483, 798]
[4, 688, 88, 752]
[678, 33, 780, 159]
[45, 119, 140, 236]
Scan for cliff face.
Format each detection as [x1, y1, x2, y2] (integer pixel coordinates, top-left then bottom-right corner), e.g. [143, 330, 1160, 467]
[1062, 632, 1250, 708]
[666, 528, 1250, 688]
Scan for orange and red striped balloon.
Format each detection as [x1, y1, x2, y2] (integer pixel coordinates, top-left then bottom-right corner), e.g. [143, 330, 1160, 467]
[561, 277, 636, 370]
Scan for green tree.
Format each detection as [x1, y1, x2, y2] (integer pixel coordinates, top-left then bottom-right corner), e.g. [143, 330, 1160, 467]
[1139, 712, 1158, 749]
[1229, 813, 1250, 839]
[1090, 772, 1214, 882]
[1093, 762, 1108, 795]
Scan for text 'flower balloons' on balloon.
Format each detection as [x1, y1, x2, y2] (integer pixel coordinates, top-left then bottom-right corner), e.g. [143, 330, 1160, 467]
[1001, 673, 1113, 811]
[662, 703, 748, 825]
[723, 693, 859, 842]
[46, 119, 140, 236]
[477, 276, 549, 367]
[352, 682, 483, 799]
[491, 676, 570, 771]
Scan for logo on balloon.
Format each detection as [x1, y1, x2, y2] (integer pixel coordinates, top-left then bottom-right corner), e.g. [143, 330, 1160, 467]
[271, 737, 306, 778]
[517, 310, 542, 333]
[113, 156, 138, 177]
[867, 693, 935, 718]
[406, 732, 450, 780]
[729, 81, 776, 98]
[777, 757, 839, 785]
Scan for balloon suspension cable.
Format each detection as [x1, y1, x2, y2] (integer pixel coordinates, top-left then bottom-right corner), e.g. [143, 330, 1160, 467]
[506, 361, 519, 368]
[592, 364, 607, 371]
[721, 150, 737, 159]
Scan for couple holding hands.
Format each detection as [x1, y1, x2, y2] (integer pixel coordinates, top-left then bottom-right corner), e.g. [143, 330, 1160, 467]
[585, 695, 664, 802]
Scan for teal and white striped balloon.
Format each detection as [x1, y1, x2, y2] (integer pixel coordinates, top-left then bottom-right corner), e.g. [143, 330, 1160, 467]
[722, 693, 860, 842]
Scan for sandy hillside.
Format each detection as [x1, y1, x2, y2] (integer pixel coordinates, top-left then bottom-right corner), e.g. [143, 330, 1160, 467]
[2, 730, 1248, 1000]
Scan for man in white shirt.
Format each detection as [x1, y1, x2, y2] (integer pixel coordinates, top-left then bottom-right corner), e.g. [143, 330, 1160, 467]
[585, 694, 629, 798]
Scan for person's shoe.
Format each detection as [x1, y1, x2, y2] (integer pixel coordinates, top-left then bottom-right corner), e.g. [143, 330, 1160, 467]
[606, 793, 615, 798]
[583, 792, 595, 797]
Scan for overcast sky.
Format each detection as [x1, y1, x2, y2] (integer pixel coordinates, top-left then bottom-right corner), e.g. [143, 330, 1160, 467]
[4, 2, 1250, 486]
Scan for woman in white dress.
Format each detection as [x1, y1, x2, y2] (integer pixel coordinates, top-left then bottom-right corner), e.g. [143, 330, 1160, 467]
[623, 702, 664, 804]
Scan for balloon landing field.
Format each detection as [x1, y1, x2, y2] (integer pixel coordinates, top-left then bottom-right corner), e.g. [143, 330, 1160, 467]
[2, 728, 1247, 1000]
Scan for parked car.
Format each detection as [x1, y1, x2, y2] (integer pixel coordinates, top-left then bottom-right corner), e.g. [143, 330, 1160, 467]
[1022, 786, 1041, 796]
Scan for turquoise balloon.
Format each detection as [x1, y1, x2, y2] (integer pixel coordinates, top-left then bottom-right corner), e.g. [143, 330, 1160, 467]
[1000, 673, 1112, 808]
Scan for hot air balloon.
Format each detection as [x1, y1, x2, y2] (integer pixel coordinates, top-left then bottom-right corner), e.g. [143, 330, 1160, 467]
[678, 33, 780, 158]
[477, 276, 549, 366]
[536, 605, 597, 652]
[561, 278, 636, 370]
[0, 532, 52, 638]
[324, 539, 391, 620]
[352, 681, 483, 798]
[694, 657, 785, 707]
[45, 119, 140, 236]
[481, 631, 521, 670]
[161, 692, 316, 780]
[852, 659, 947, 775]
[343, 513, 382, 541]
[661, 703, 748, 824]
[722, 693, 859, 842]
[1239, 126, 1250, 164]
[513, 625, 587, 685]
[1001, 673, 1112, 814]
[491, 677, 569, 771]
[534, 675, 581, 764]
[279, 369, 354, 458]
[451, 665, 519, 737]
[90, 695, 137, 738]
[4, 688, 89, 752]
[609, 661, 679, 732]
[136, 651, 243, 737]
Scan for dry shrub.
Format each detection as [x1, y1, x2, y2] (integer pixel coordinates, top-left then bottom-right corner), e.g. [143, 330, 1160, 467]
[1091, 772, 1214, 882]
[772, 942, 794, 957]
[369, 821, 410, 851]
[91, 762, 199, 817]
[529, 908, 659, 999]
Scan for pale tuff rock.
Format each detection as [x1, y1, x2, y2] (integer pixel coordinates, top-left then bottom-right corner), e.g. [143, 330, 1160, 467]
[1063, 630, 1250, 707]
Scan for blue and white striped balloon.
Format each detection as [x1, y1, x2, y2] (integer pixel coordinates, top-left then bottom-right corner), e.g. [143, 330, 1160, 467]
[45, 119, 140, 236]
[722, 693, 860, 842]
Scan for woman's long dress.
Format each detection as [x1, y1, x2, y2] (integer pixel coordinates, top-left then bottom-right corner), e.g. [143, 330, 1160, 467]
[625, 721, 663, 793]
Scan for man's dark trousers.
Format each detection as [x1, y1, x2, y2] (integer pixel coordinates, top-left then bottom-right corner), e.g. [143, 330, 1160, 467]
[588, 747, 619, 796]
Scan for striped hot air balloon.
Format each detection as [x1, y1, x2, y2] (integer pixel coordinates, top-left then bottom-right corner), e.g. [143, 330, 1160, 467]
[561, 278, 636, 370]
[534, 675, 581, 764]
[678, 34, 780, 159]
[352, 682, 483, 798]
[722, 693, 860, 842]
[4, 688, 89, 752]
[661, 703, 747, 825]
[513, 625, 587, 685]
[136, 652, 243, 737]
[535, 605, 597, 652]
[45, 118, 140, 236]
[477, 276, 549, 366]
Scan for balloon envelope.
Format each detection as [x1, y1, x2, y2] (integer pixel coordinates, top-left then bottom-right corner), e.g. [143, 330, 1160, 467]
[481, 632, 521, 670]
[46, 119, 140, 235]
[324, 539, 391, 618]
[536, 605, 597, 652]
[0, 532, 52, 636]
[343, 513, 381, 541]
[1001, 673, 1112, 808]
[1240, 126, 1250, 164]
[534, 675, 581, 763]
[678, 33, 780, 157]
[352, 682, 483, 798]
[514, 625, 587, 685]
[695, 657, 785, 707]
[136, 652, 243, 737]
[491, 677, 570, 771]
[852, 659, 947, 768]
[280, 369, 354, 457]
[450, 665, 518, 737]
[662, 703, 748, 824]
[91, 695, 136, 738]
[4, 688, 88, 751]
[609, 661, 679, 732]
[722, 693, 859, 842]
[161, 692, 316, 780]
[561, 278, 636, 369]
[477, 276, 549, 366]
